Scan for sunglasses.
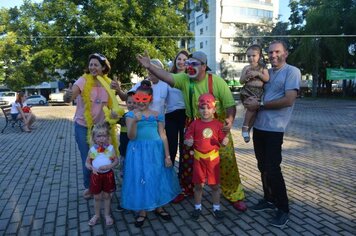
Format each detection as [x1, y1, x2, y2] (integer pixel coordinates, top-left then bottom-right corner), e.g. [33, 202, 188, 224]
[92, 53, 107, 61]
[184, 60, 203, 67]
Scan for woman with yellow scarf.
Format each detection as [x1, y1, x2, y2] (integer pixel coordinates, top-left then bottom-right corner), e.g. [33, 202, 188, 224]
[65, 53, 122, 199]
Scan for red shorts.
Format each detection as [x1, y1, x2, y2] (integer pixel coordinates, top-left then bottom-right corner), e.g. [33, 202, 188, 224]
[192, 157, 220, 185]
[89, 170, 116, 194]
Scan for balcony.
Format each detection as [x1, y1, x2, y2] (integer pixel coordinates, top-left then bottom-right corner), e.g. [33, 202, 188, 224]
[220, 44, 238, 54]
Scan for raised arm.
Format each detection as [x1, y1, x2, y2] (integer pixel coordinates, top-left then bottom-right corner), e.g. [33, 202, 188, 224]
[136, 51, 175, 87]
[63, 83, 81, 103]
[111, 80, 128, 101]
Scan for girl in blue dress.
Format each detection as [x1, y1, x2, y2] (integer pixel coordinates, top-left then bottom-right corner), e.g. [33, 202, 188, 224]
[121, 80, 180, 227]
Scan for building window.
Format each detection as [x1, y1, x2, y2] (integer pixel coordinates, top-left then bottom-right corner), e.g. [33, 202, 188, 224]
[200, 28, 203, 35]
[196, 14, 203, 25]
[205, 14, 208, 19]
[206, 26, 208, 31]
[223, 6, 273, 20]
[180, 40, 186, 48]
[200, 42, 203, 49]
[189, 22, 195, 31]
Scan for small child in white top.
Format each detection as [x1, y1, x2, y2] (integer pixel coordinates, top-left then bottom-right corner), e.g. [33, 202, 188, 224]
[85, 122, 119, 226]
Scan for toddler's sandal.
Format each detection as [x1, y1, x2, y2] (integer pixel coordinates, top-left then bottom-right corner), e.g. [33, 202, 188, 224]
[88, 215, 100, 226]
[242, 131, 250, 143]
[105, 215, 114, 226]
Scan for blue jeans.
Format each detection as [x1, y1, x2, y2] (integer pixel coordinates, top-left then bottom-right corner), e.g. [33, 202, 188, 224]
[253, 128, 289, 213]
[74, 122, 90, 189]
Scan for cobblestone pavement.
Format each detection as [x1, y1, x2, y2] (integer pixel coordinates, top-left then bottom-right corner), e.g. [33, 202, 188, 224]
[0, 99, 355, 236]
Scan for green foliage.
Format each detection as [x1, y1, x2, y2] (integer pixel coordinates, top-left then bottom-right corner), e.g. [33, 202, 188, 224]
[0, 0, 207, 88]
[286, 0, 356, 96]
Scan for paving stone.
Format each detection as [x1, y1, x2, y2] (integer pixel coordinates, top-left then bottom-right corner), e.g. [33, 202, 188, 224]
[0, 219, 9, 230]
[5, 222, 19, 234]
[21, 215, 33, 227]
[29, 230, 42, 236]
[0, 101, 355, 235]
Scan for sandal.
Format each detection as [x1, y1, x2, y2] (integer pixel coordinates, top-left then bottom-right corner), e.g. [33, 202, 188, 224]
[135, 214, 147, 228]
[105, 215, 114, 226]
[241, 126, 250, 143]
[88, 215, 100, 226]
[155, 208, 171, 221]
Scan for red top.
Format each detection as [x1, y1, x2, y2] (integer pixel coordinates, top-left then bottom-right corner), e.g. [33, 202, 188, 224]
[185, 119, 226, 154]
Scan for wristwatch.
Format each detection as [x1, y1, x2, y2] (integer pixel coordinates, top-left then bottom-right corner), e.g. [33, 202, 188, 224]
[259, 100, 264, 108]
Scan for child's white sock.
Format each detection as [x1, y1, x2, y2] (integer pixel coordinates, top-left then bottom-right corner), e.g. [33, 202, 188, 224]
[213, 204, 220, 211]
[195, 204, 202, 210]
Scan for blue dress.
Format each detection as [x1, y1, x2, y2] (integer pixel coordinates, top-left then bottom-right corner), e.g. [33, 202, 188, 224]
[121, 111, 180, 211]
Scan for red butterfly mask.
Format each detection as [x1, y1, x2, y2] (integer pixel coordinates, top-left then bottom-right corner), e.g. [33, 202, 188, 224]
[132, 93, 152, 103]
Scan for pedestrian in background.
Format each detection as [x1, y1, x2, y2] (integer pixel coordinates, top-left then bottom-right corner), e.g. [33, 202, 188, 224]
[10, 91, 36, 133]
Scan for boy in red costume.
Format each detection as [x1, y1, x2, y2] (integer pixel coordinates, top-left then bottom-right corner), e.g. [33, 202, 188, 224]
[184, 93, 229, 220]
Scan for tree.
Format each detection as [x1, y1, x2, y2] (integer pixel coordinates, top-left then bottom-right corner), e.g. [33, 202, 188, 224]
[0, 0, 209, 89]
[286, 0, 356, 96]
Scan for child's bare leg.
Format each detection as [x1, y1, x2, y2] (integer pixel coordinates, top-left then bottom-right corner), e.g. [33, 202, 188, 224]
[194, 183, 204, 207]
[210, 184, 220, 206]
[243, 109, 257, 130]
[88, 193, 101, 226]
[210, 184, 224, 218]
[102, 192, 111, 217]
[94, 193, 102, 217]
[103, 192, 113, 225]
[248, 111, 257, 129]
[191, 183, 204, 220]
[242, 109, 256, 143]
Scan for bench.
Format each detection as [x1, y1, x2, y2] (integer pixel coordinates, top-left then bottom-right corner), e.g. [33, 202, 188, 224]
[1, 105, 23, 133]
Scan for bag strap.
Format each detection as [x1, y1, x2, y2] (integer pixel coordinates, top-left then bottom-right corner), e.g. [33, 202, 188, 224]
[188, 73, 214, 119]
[208, 73, 213, 95]
[188, 80, 195, 119]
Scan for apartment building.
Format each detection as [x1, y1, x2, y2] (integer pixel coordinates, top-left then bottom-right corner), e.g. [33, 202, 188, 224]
[185, 0, 279, 82]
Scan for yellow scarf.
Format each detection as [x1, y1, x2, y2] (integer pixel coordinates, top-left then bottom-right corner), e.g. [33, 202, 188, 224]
[81, 73, 124, 155]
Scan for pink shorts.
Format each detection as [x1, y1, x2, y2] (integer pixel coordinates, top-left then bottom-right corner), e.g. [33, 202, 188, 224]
[192, 157, 220, 185]
[89, 170, 116, 194]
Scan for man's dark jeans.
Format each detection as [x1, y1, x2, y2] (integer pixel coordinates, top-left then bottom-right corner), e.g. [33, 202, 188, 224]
[253, 128, 289, 213]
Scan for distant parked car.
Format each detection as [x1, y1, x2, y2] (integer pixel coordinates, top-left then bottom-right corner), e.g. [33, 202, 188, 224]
[49, 92, 65, 102]
[26, 95, 47, 105]
[0, 91, 17, 105]
[49, 91, 73, 105]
